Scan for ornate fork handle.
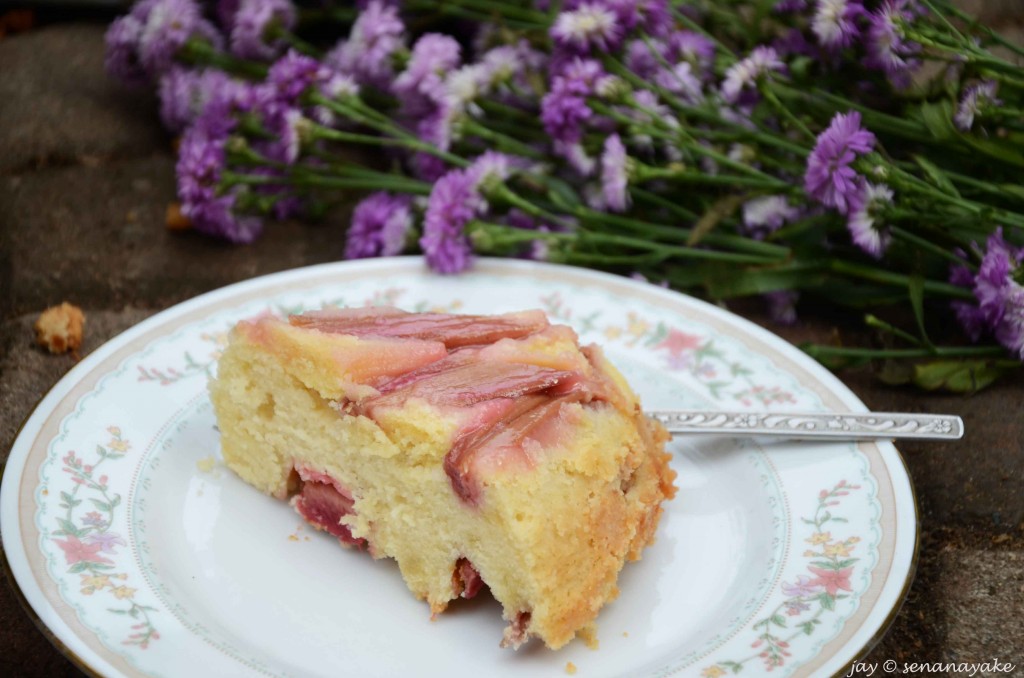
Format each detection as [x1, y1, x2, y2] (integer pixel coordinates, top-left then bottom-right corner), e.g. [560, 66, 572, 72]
[646, 410, 964, 441]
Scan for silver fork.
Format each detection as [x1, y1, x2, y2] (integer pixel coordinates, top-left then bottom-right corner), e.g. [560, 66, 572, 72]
[647, 410, 963, 441]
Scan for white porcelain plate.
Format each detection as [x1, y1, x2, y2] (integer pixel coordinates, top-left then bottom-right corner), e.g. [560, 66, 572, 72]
[1, 258, 916, 678]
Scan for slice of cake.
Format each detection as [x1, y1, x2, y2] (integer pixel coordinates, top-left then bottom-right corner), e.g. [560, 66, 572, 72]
[209, 306, 676, 649]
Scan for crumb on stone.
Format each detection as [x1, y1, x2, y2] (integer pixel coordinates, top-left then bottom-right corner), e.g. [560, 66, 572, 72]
[565, 661, 577, 675]
[196, 456, 217, 473]
[166, 202, 192, 230]
[34, 302, 85, 355]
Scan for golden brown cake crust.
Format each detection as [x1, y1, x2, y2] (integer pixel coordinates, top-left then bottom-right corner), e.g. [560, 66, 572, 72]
[209, 309, 676, 650]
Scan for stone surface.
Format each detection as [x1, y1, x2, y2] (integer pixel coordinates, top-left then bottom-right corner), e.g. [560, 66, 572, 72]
[0, 25, 165, 175]
[1, 16, 1023, 678]
[0, 156, 351, 320]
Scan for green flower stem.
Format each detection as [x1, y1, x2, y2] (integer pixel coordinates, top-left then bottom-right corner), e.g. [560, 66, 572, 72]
[178, 38, 268, 79]
[562, 251, 671, 266]
[571, 206, 791, 259]
[881, 162, 1024, 229]
[224, 171, 430, 195]
[310, 124, 425, 151]
[772, 84, 934, 144]
[761, 83, 816, 142]
[938, 2, 1024, 59]
[433, 0, 549, 24]
[296, 7, 358, 25]
[631, 187, 698, 220]
[635, 162, 794, 190]
[890, 226, 971, 266]
[603, 56, 809, 157]
[476, 99, 542, 125]
[667, 7, 737, 64]
[608, 98, 793, 185]
[311, 93, 469, 168]
[827, 259, 974, 299]
[864, 314, 926, 347]
[471, 220, 783, 264]
[460, 119, 545, 159]
[424, 3, 540, 30]
[802, 344, 1007, 360]
[267, 25, 320, 56]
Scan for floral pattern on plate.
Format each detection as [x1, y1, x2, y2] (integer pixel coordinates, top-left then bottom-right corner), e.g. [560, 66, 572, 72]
[2, 259, 914, 678]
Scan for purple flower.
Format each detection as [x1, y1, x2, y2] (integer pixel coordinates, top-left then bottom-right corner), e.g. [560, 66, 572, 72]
[600, 134, 630, 212]
[847, 182, 894, 258]
[105, 14, 148, 85]
[782, 574, 823, 597]
[721, 46, 786, 106]
[420, 167, 485, 274]
[668, 30, 716, 75]
[811, 0, 864, 50]
[468, 150, 517, 185]
[541, 58, 611, 170]
[804, 111, 876, 214]
[785, 599, 812, 615]
[393, 33, 461, 116]
[606, 0, 671, 35]
[412, 152, 449, 182]
[951, 230, 1024, 357]
[138, 0, 214, 75]
[229, 0, 296, 60]
[158, 67, 240, 132]
[773, 28, 816, 58]
[865, 1, 921, 88]
[551, 3, 622, 54]
[345, 192, 413, 259]
[742, 196, 800, 239]
[954, 81, 1001, 132]
[176, 99, 265, 243]
[105, 0, 222, 84]
[85, 531, 127, 554]
[325, 0, 405, 88]
[81, 512, 107, 528]
[418, 151, 517, 272]
[267, 50, 331, 104]
[766, 290, 800, 325]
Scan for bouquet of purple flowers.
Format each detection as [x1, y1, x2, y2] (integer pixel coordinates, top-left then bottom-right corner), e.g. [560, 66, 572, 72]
[105, 0, 1024, 390]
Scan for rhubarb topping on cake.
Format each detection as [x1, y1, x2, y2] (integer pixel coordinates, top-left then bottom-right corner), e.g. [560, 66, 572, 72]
[210, 306, 676, 650]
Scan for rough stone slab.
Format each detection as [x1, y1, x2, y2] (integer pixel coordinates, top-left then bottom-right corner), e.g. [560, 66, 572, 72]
[865, 544, 1024, 671]
[1, 308, 154, 678]
[0, 309, 154, 457]
[0, 155, 352, 320]
[0, 25, 166, 174]
[727, 304, 1024, 530]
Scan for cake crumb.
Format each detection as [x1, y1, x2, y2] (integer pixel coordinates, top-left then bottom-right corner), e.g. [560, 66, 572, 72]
[565, 661, 577, 675]
[288, 534, 299, 542]
[622, 631, 629, 638]
[579, 624, 599, 650]
[166, 202, 192, 230]
[34, 303, 85, 355]
[196, 456, 217, 473]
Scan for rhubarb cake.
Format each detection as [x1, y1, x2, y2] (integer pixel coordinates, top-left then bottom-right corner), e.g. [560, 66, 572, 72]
[209, 306, 676, 649]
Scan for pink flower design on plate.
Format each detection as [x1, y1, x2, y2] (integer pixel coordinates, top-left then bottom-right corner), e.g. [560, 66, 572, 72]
[657, 329, 703, 356]
[54, 535, 114, 566]
[806, 565, 854, 596]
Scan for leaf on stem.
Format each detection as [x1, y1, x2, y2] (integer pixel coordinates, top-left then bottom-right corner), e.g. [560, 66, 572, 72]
[912, 155, 959, 197]
[908, 275, 934, 349]
[912, 359, 1015, 392]
[686, 195, 744, 246]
